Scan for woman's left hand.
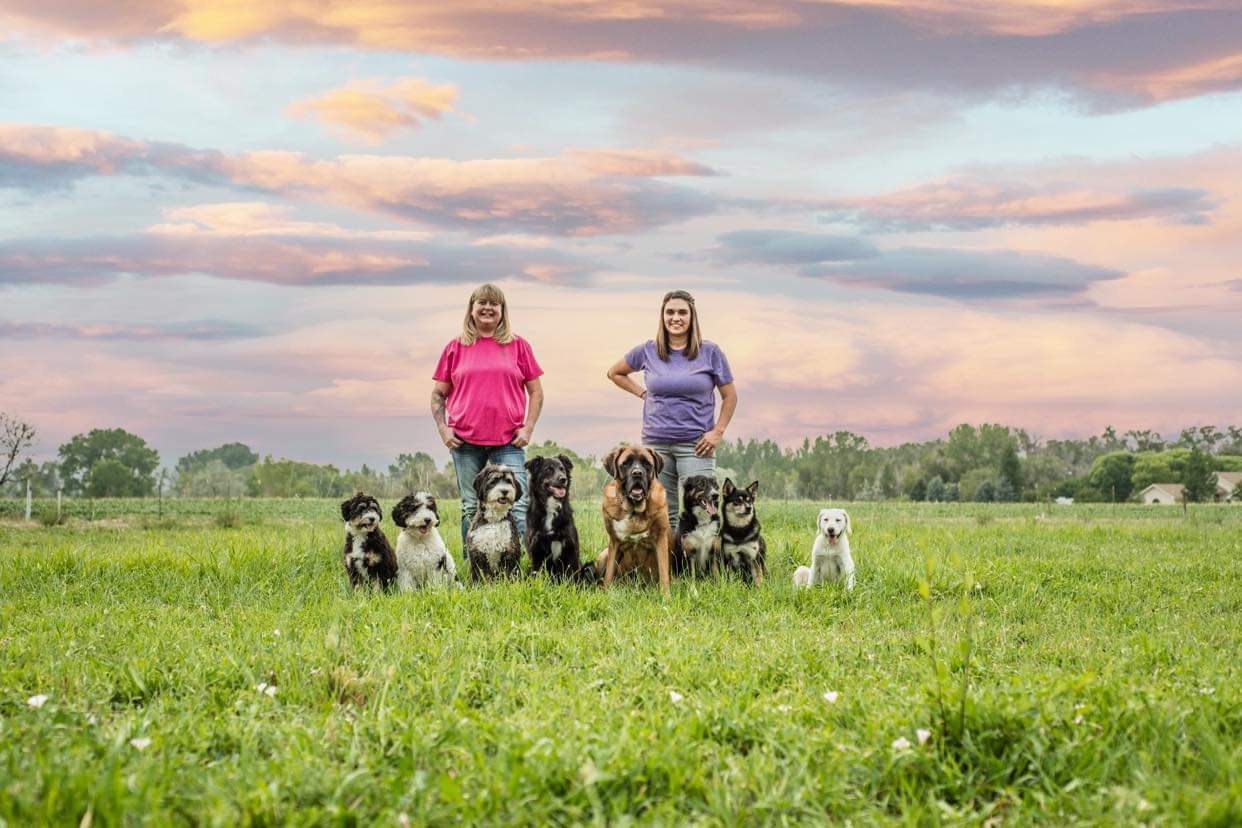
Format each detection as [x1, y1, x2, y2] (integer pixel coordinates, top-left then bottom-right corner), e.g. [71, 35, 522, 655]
[695, 428, 724, 457]
[513, 425, 534, 448]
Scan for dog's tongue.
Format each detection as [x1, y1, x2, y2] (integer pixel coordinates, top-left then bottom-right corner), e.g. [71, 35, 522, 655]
[629, 485, 645, 499]
[550, 485, 567, 499]
[418, 525, 430, 535]
[705, 501, 718, 516]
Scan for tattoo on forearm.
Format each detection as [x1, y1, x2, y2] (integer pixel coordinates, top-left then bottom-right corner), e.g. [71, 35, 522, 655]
[431, 390, 448, 427]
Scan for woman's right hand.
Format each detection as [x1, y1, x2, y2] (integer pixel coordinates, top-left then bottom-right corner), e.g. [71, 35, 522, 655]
[438, 424, 463, 449]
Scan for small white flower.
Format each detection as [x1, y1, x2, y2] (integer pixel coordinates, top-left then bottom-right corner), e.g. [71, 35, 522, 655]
[255, 682, 277, 697]
[1199, 687, 1215, 696]
[87, 713, 98, 725]
[669, 690, 683, 704]
[1072, 714, 1084, 725]
[273, 629, 281, 637]
[823, 691, 839, 704]
[916, 728, 931, 745]
[129, 737, 151, 750]
[891, 736, 912, 751]
[776, 704, 791, 713]
[26, 694, 49, 709]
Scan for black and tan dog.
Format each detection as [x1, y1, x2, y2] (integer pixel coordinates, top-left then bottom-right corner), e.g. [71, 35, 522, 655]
[464, 463, 523, 581]
[719, 479, 766, 585]
[340, 492, 397, 591]
[524, 454, 594, 583]
[595, 444, 671, 597]
[672, 474, 721, 578]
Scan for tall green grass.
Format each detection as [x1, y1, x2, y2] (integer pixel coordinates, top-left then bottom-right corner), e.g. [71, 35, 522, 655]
[1, 501, 1239, 824]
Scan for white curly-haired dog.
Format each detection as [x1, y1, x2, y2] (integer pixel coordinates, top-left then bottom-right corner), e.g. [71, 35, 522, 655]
[391, 492, 460, 591]
[794, 508, 854, 590]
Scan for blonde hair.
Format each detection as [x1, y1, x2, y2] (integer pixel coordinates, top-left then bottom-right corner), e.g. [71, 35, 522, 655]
[655, 289, 701, 361]
[460, 283, 513, 345]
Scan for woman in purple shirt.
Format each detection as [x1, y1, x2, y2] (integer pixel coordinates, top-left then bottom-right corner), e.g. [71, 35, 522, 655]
[606, 289, 738, 532]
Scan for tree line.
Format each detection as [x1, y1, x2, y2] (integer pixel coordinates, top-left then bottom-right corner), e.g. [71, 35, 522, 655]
[2, 414, 1240, 503]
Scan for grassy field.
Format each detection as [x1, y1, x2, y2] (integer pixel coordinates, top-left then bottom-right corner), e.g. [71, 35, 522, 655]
[1, 498, 1239, 824]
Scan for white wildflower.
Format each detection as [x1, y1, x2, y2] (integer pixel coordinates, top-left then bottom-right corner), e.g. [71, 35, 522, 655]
[669, 690, 683, 704]
[26, 694, 49, 709]
[916, 728, 931, 745]
[823, 691, 839, 704]
[129, 737, 151, 750]
[892, 736, 912, 751]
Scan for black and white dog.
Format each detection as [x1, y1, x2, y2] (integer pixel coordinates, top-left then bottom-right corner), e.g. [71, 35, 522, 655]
[524, 455, 594, 582]
[340, 492, 397, 591]
[464, 464, 523, 581]
[720, 479, 766, 585]
[391, 491, 460, 591]
[672, 475, 721, 578]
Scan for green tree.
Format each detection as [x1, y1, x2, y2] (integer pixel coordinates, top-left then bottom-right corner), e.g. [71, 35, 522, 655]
[925, 476, 947, 502]
[999, 443, 1024, 499]
[176, 442, 258, 473]
[58, 428, 160, 496]
[85, 458, 142, 497]
[1085, 451, 1136, 502]
[1182, 449, 1216, 503]
[973, 479, 996, 502]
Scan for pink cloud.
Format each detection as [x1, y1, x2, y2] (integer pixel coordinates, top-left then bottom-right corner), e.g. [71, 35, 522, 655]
[2, 2, 1239, 106]
[287, 77, 458, 143]
[0, 124, 718, 235]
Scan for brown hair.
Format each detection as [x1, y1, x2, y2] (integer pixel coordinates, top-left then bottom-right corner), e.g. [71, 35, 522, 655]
[459, 283, 513, 345]
[655, 289, 701, 361]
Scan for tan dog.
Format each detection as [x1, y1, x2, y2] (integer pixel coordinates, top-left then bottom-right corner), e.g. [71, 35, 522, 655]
[595, 445, 671, 597]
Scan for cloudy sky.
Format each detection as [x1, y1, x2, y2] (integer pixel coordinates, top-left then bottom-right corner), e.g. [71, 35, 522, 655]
[2, 1, 1240, 469]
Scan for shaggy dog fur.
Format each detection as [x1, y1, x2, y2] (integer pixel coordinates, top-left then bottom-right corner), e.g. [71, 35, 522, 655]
[391, 491, 460, 590]
[719, 479, 766, 585]
[464, 464, 523, 581]
[671, 474, 721, 578]
[340, 492, 397, 591]
[524, 455, 595, 583]
[794, 508, 854, 590]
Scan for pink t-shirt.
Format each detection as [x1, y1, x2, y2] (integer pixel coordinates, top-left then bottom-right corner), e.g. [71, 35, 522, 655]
[432, 335, 543, 446]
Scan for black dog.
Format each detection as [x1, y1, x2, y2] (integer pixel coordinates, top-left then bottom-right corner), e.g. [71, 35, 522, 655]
[524, 454, 595, 583]
[672, 475, 721, 578]
[464, 464, 523, 581]
[340, 492, 397, 590]
[719, 479, 766, 585]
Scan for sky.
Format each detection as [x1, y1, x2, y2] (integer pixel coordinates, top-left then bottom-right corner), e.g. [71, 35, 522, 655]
[1, 1, 1240, 470]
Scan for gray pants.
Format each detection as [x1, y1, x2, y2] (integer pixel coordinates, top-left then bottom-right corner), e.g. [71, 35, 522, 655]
[648, 442, 716, 534]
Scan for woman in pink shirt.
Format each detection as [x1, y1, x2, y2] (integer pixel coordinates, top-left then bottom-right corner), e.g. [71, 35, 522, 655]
[431, 284, 544, 545]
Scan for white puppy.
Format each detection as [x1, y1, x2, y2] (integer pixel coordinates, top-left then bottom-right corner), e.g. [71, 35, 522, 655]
[391, 492, 460, 591]
[794, 508, 854, 590]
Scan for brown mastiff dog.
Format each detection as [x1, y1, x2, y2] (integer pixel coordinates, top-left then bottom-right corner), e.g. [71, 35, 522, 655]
[596, 445, 672, 597]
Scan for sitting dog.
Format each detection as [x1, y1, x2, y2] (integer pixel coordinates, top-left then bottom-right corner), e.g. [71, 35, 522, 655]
[391, 491, 460, 590]
[524, 454, 594, 583]
[672, 474, 721, 578]
[595, 444, 671, 597]
[719, 479, 766, 585]
[794, 508, 854, 590]
[340, 492, 397, 591]
[464, 464, 523, 581]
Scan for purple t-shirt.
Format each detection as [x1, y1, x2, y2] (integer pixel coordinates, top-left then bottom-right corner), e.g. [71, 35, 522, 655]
[624, 340, 733, 444]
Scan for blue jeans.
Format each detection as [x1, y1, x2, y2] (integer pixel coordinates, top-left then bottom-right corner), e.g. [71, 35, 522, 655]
[648, 442, 716, 534]
[450, 441, 528, 546]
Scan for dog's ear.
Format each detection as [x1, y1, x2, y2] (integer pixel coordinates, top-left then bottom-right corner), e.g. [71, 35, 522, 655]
[746, 480, 759, 498]
[558, 454, 574, 482]
[844, 510, 851, 536]
[426, 495, 438, 516]
[472, 466, 490, 501]
[524, 457, 539, 474]
[648, 448, 664, 475]
[340, 499, 352, 521]
[511, 470, 524, 504]
[722, 478, 735, 496]
[603, 446, 621, 479]
[390, 499, 404, 526]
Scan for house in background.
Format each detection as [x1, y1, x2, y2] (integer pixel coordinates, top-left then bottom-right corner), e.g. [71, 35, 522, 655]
[1139, 483, 1183, 504]
[1216, 471, 1242, 502]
